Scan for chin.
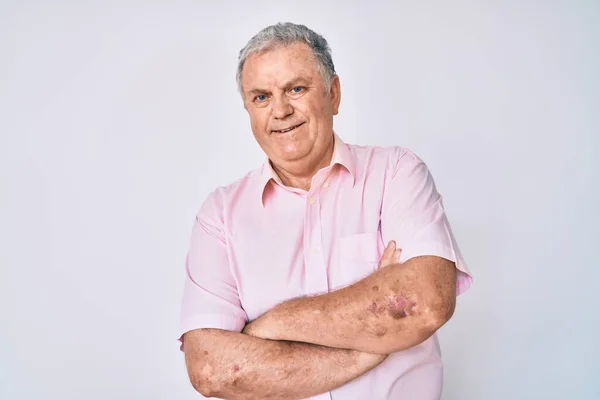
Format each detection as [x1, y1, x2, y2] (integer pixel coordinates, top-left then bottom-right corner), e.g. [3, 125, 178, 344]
[275, 152, 303, 163]
[272, 141, 305, 158]
[271, 145, 308, 162]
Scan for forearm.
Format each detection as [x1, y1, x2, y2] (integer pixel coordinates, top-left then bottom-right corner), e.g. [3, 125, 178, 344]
[183, 329, 385, 400]
[254, 257, 456, 354]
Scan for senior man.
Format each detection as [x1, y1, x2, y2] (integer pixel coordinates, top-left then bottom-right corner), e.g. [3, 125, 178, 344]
[179, 22, 472, 400]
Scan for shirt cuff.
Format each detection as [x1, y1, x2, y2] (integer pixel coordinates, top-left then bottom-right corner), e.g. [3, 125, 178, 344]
[178, 313, 247, 351]
[400, 241, 473, 296]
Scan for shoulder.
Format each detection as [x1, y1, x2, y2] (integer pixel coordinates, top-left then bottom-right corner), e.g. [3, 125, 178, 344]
[346, 142, 426, 171]
[196, 165, 264, 220]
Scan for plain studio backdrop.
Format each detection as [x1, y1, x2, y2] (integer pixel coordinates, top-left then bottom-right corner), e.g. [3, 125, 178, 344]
[1, 1, 598, 399]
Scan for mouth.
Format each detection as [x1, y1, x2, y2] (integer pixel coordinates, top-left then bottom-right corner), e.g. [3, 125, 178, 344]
[271, 122, 305, 134]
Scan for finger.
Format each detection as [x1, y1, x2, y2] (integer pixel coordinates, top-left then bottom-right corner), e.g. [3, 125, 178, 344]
[384, 240, 396, 257]
[394, 249, 402, 262]
[379, 240, 396, 266]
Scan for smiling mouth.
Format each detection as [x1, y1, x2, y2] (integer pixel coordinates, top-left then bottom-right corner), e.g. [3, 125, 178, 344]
[272, 122, 304, 134]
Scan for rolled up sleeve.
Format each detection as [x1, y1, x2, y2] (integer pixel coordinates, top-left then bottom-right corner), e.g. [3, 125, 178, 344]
[381, 149, 473, 295]
[178, 191, 248, 348]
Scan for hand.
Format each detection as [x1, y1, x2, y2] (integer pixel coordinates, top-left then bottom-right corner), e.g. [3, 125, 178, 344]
[378, 240, 402, 269]
[242, 316, 273, 339]
[242, 320, 254, 335]
[354, 241, 401, 366]
[355, 348, 389, 369]
[242, 319, 259, 336]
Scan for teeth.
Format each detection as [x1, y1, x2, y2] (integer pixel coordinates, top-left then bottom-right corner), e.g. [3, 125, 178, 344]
[275, 124, 299, 133]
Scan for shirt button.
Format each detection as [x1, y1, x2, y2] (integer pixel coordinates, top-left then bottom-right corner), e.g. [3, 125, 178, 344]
[323, 182, 329, 188]
[310, 247, 320, 255]
[308, 197, 316, 204]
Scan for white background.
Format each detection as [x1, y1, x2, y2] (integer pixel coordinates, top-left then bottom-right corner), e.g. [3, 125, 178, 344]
[1, 1, 598, 399]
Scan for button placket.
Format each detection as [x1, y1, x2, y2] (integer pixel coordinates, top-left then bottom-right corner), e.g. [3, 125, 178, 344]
[304, 192, 328, 293]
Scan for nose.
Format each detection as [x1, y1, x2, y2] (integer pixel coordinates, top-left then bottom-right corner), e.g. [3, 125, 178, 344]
[271, 96, 293, 119]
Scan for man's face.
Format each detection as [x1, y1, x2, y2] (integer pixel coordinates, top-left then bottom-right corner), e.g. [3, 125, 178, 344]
[240, 42, 341, 171]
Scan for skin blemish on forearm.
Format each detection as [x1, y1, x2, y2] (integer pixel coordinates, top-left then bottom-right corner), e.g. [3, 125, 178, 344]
[367, 300, 387, 315]
[386, 296, 416, 320]
[367, 301, 378, 313]
[232, 364, 240, 373]
[368, 293, 416, 318]
[372, 285, 379, 292]
[374, 326, 387, 337]
[368, 301, 386, 313]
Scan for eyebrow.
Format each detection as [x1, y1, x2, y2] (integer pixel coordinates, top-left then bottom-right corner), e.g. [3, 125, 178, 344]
[246, 76, 313, 96]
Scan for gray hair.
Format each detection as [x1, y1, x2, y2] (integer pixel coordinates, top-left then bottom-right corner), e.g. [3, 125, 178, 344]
[236, 22, 336, 96]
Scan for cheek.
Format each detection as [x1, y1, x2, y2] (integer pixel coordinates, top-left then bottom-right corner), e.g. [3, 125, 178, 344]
[249, 110, 269, 133]
[306, 102, 328, 125]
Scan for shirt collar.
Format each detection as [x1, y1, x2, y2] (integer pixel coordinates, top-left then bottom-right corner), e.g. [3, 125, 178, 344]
[259, 133, 356, 207]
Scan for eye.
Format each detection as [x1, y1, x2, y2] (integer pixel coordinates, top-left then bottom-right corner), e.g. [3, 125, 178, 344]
[254, 94, 268, 102]
[290, 86, 305, 94]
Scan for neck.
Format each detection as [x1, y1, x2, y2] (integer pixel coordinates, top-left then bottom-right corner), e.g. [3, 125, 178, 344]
[271, 137, 335, 191]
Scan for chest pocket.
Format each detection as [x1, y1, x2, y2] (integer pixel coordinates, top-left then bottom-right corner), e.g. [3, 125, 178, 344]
[336, 231, 382, 285]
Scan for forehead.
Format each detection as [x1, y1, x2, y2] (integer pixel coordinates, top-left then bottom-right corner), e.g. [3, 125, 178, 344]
[241, 42, 321, 91]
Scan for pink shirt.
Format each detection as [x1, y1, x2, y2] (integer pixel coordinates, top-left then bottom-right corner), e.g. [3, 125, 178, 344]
[179, 134, 472, 399]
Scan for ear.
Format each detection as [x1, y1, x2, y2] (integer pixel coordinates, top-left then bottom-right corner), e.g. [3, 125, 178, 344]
[330, 75, 341, 115]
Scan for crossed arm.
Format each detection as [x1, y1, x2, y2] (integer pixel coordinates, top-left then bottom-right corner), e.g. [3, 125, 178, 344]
[183, 328, 386, 399]
[243, 254, 456, 354]
[182, 243, 457, 399]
